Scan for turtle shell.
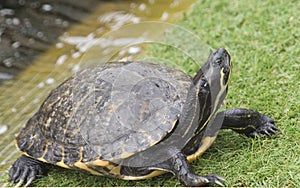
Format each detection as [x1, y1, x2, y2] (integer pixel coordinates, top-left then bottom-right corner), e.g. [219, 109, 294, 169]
[16, 61, 193, 168]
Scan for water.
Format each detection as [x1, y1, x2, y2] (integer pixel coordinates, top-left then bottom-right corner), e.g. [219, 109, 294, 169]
[0, 0, 196, 185]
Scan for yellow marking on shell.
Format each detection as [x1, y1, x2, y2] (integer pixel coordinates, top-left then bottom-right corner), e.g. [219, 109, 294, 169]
[63, 89, 95, 139]
[108, 105, 113, 111]
[247, 114, 251, 118]
[111, 142, 135, 159]
[94, 95, 103, 105]
[14, 136, 19, 149]
[137, 116, 179, 149]
[22, 152, 49, 163]
[121, 170, 165, 180]
[45, 117, 52, 127]
[47, 96, 61, 107]
[187, 136, 216, 162]
[36, 157, 48, 163]
[55, 146, 70, 169]
[75, 147, 103, 175]
[168, 118, 179, 133]
[72, 128, 80, 134]
[22, 135, 37, 151]
[74, 161, 102, 175]
[78, 146, 83, 161]
[35, 142, 49, 163]
[51, 111, 56, 116]
[106, 163, 118, 170]
[140, 132, 155, 147]
[22, 152, 31, 158]
[121, 152, 135, 159]
[91, 159, 110, 167]
[56, 161, 70, 169]
[109, 165, 122, 176]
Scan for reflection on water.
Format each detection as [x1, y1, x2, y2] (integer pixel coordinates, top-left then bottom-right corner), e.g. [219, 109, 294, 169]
[0, 125, 8, 135]
[0, 0, 195, 81]
[0, 0, 197, 185]
[0, 0, 99, 81]
[55, 0, 198, 69]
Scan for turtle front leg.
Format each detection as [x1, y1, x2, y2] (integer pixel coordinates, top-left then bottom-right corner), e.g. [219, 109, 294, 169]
[152, 152, 224, 187]
[9, 155, 49, 187]
[220, 108, 280, 138]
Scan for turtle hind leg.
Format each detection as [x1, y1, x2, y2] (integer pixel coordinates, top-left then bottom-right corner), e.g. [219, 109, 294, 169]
[220, 108, 280, 138]
[9, 155, 49, 187]
[151, 152, 224, 187]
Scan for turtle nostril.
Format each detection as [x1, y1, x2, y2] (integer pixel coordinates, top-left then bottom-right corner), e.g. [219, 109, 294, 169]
[211, 50, 218, 56]
[217, 48, 225, 52]
[218, 48, 229, 56]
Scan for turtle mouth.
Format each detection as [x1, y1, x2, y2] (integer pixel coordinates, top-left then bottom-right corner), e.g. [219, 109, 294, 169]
[222, 68, 230, 86]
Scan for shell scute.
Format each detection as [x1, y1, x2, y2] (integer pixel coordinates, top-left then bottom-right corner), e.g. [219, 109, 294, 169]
[16, 62, 193, 166]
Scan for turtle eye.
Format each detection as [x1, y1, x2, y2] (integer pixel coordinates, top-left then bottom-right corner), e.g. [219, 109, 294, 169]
[214, 58, 222, 65]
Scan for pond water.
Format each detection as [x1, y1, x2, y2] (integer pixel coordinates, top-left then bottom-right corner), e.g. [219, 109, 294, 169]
[0, 0, 197, 185]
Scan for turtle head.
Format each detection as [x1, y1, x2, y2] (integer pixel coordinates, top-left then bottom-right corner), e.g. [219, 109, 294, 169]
[193, 48, 231, 112]
[203, 48, 231, 87]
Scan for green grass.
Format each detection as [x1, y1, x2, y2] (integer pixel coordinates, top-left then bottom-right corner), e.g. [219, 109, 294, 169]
[5, 0, 300, 187]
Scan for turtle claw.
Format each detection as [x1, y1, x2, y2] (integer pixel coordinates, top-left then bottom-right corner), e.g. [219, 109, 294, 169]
[14, 179, 23, 188]
[248, 132, 258, 138]
[25, 177, 35, 187]
[269, 124, 280, 132]
[258, 122, 280, 138]
[211, 174, 225, 186]
[215, 179, 225, 187]
[199, 174, 225, 187]
[247, 114, 280, 139]
[216, 174, 226, 181]
[267, 127, 277, 134]
[181, 172, 225, 186]
[262, 130, 272, 137]
[9, 155, 48, 187]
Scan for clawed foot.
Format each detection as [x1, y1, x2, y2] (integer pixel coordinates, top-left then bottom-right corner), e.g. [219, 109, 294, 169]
[183, 173, 225, 187]
[196, 174, 225, 187]
[246, 115, 280, 138]
[9, 155, 48, 187]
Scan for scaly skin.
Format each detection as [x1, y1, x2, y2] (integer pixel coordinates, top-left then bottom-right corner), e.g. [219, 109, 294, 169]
[9, 155, 49, 187]
[220, 108, 279, 138]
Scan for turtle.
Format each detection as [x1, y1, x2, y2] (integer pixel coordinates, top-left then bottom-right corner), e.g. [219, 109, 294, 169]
[9, 48, 279, 187]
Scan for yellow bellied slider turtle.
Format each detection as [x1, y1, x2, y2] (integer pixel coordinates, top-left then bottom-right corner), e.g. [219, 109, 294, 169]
[9, 48, 279, 186]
